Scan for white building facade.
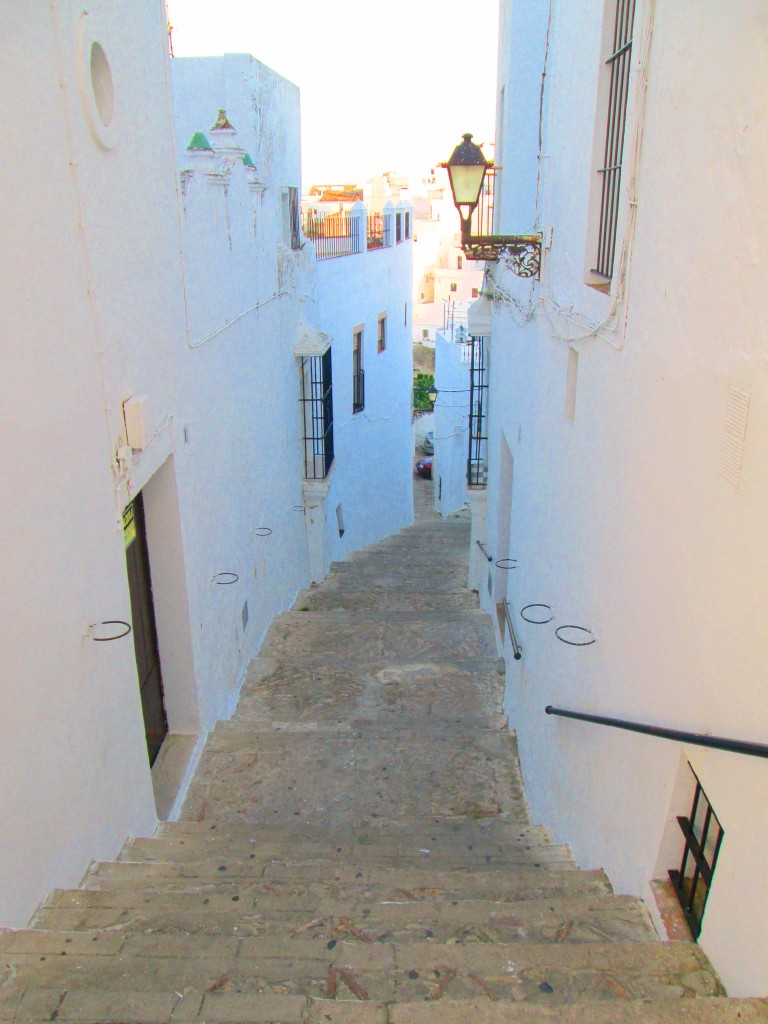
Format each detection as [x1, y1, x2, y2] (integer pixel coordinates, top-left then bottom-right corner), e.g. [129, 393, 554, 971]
[0, 5, 412, 930]
[471, 0, 768, 996]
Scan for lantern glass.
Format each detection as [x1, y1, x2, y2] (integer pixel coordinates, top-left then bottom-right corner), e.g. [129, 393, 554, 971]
[447, 163, 487, 209]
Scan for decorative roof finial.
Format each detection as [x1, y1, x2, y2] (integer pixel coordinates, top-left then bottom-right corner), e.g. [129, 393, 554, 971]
[211, 109, 235, 131]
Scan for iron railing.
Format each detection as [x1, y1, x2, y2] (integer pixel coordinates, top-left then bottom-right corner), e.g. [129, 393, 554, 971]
[467, 335, 488, 487]
[544, 705, 768, 759]
[299, 348, 334, 479]
[367, 214, 390, 250]
[593, 0, 636, 279]
[352, 367, 365, 414]
[669, 771, 724, 939]
[303, 212, 362, 260]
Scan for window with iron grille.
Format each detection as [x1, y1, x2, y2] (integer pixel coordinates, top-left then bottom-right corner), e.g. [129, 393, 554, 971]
[377, 313, 387, 354]
[467, 336, 489, 488]
[352, 328, 364, 413]
[668, 769, 724, 940]
[404, 212, 411, 238]
[592, 0, 636, 281]
[395, 212, 402, 243]
[299, 348, 334, 479]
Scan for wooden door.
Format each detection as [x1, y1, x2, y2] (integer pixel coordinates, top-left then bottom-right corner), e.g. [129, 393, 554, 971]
[124, 493, 168, 766]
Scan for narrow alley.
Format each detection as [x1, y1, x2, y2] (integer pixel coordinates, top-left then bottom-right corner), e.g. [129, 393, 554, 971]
[0, 473, 763, 1022]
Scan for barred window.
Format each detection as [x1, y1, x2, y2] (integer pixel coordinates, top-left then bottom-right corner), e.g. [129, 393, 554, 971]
[593, 0, 636, 280]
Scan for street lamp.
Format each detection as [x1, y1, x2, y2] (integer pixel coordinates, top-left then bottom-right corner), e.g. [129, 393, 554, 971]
[443, 133, 542, 278]
[426, 385, 438, 407]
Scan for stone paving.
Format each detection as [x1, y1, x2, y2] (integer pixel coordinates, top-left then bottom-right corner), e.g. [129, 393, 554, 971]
[2, 469, 767, 1022]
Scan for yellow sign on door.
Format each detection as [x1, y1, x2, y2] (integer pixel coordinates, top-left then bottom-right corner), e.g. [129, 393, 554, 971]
[123, 504, 136, 548]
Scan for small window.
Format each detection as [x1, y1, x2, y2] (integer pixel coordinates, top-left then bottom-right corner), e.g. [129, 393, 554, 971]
[299, 349, 334, 479]
[565, 347, 579, 421]
[284, 186, 301, 250]
[457, 255, 463, 269]
[471, 287, 479, 298]
[377, 314, 387, 353]
[422, 329, 429, 339]
[395, 213, 402, 243]
[450, 282, 457, 293]
[405, 212, 411, 238]
[352, 327, 364, 413]
[669, 768, 724, 939]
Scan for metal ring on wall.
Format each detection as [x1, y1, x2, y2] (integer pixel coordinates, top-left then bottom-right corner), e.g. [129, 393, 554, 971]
[89, 620, 132, 641]
[212, 573, 239, 585]
[495, 558, 518, 569]
[555, 625, 596, 646]
[520, 604, 554, 625]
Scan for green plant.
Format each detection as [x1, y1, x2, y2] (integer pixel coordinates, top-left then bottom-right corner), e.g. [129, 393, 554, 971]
[413, 372, 435, 412]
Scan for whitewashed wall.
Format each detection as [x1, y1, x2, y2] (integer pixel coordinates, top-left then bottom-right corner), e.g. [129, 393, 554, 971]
[313, 210, 414, 562]
[0, 17, 315, 927]
[169, 55, 312, 726]
[0, 0, 184, 926]
[482, 0, 768, 995]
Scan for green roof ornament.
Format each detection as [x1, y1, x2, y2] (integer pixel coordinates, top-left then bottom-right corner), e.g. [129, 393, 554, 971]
[187, 131, 213, 151]
[211, 109, 235, 131]
[243, 152, 256, 168]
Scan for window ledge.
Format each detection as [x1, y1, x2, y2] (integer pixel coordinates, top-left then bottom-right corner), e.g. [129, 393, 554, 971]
[585, 270, 612, 294]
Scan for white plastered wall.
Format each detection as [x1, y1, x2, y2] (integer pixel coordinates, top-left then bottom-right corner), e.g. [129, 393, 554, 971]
[483, 0, 768, 996]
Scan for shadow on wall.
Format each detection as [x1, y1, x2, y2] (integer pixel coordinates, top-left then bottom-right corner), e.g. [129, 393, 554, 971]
[413, 411, 434, 448]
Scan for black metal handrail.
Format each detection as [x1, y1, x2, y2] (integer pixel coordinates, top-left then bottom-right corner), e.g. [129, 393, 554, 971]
[502, 599, 522, 661]
[476, 540, 492, 562]
[545, 706, 768, 760]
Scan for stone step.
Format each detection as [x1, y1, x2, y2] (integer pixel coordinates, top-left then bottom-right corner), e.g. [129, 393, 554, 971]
[34, 893, 655, 946]
[294, 588, 478, 613]
[259, 611, 497, 664]
[229, 656, 505, 729]
[157, 817, 544, 841]
[302, 576, 468, 594]
[82, 862, 585, 896]
[48, 866, 613, 911]
[181, 727, 529, 825]
[5, 991, 765, 1024]
[89, 842, 576, 888]
[0, 935, 722, 1004]
[122, 831, 557, 863]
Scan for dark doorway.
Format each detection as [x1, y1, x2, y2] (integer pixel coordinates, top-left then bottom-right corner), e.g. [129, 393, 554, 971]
[124, 492, 168, 766]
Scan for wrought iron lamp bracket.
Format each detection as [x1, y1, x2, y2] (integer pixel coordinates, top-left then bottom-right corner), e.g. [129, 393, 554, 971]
[461, 227, 542, 278]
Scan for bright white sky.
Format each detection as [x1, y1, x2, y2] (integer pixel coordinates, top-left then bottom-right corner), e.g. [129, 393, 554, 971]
[166, 0, 500, 188]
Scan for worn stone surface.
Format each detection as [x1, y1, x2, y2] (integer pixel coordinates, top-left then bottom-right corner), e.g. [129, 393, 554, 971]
[3, 472, 765, 1022]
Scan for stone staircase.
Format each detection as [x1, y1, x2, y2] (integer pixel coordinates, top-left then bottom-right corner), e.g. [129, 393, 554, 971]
[2, 479, 766, 1022]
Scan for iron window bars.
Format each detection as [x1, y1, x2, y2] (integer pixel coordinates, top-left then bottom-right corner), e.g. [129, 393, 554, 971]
[367, 213, 388, 250]
[467, 335, 489, 487]
[300, 349, 334, 479]
[668, 771, 724, 940]
[395, 212, 402, 243]
[377, 315, 387, 353]
[593, 0, 636, 280]
[352, 330, 364, 413]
